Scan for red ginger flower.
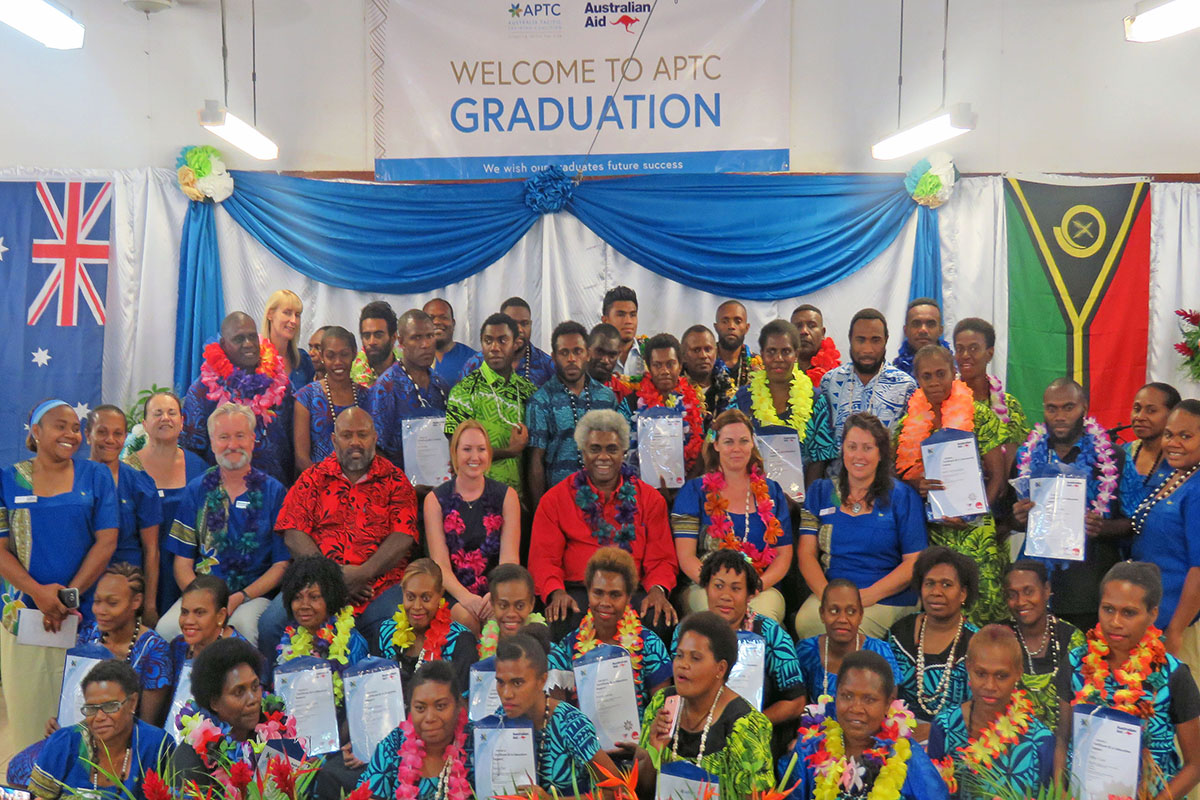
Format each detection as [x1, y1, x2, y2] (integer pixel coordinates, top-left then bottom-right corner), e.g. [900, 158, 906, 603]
[143, 770, 171, 800]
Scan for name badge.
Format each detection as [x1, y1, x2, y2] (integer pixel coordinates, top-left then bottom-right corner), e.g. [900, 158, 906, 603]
[235, 500, 250, 509]
[158, 489, 165, 498]
[15, 495, 37, 504]
[820, 507, 836, 516]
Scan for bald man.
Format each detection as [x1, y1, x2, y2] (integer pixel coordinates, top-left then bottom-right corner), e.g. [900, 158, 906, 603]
[181, 311, 295, 483]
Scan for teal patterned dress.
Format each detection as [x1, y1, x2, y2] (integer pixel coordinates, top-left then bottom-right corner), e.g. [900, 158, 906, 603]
[888, 614, 978, 720]
[928, 702, 1054, 799]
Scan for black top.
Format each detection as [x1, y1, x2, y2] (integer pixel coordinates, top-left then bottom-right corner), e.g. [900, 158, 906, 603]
[433, 477, 509, 553]
[661, 688, 757, 759]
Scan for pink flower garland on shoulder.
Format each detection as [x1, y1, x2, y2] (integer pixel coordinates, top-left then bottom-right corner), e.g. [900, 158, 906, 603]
[1017, 419, 1118, 515]
[395, 708, 470, 800]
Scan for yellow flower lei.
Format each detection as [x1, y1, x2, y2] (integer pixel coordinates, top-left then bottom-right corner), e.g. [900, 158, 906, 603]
[282, 605, 356, 705]
[813, 710, 913, 800]
[958, 690, 1035, 772]
[748, 367, 814, 441]
[574, 606, 645, 675]
[390, 606, 417, 651]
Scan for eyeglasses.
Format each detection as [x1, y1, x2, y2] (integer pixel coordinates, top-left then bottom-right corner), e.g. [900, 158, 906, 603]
[81, 697, 132, 717]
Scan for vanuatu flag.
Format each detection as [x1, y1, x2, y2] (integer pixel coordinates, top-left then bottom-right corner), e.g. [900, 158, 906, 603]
[1005, 178, 1150, 430]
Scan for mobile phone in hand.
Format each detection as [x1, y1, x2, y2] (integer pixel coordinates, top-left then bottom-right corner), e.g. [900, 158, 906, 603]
[662, 694, 682, 737]
[57, 587, 79, 609]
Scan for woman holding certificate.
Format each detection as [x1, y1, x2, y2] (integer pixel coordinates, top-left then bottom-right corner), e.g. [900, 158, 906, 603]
[635, 612, 774, 797]
[892, 346, 1007, 625]
[795, 412, 926, 638]
[672, 409, 793, 623]
[1068, 561, 1200, 800]
[796, 579, 900, 703]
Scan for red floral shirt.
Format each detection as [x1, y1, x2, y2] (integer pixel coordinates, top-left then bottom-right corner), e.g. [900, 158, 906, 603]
[276, 455, 418, 609]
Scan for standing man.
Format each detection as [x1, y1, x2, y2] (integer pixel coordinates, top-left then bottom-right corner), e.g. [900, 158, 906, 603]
[182, 311, 294, 485]
[625, 333, 707, 479]
[445, 313, 538, 493]
[820, 308, 917, 442]
[460, 297, 555, 387]
[680, 324, 732, 427]
[526, 321, 619, 507]
[369, 309, 451, 470]
[422, 297, 478, 387]
[601, 286, 645, 377]
[354, 301, 400, 387]
[892, 297, 950, 377]
[587, 323, 629, 401]
[790, 304, 842, 386]
[713, 300, 760, 392]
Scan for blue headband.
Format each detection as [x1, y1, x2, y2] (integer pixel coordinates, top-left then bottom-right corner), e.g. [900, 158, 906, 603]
[30, 399, 71, 426]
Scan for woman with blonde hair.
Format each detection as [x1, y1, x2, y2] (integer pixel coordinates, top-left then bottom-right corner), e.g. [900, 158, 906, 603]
[262, 289, 315, 391]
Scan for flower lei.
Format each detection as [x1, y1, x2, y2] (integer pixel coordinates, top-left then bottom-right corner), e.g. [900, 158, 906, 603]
[801, 699, 916, 800]
[1074, 624, 1167, 719]
[574, 605, 645, 677]
[702, 466, 783, 574]
[441, 483, 504, 594]
[986, 375, 1012, 426]
[806, 338, 842, 386]
[748, 366, 814, 440]
[278, 605, 356, 705]
[395, 708, 471, 800]
[391, 600, 453, 663]
[178, 695, 299, 789]
[478, 612, 546, 658]
[1017, 419, 1119, 515]
[636, 375, 705, 469]
[956, 690, 1035, 775]
[572, 463, 639, 550]
[716, 345, 764, 400]
[895, 379, 975, 478]
[200, 339, 289, 426]
[197, 467, 266, 593]
[607, 373, 635, 401]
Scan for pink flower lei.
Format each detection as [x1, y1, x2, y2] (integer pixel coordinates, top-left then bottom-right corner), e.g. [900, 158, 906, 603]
[199, 339, 289, 427]
[442, 482, 505, 595]
[987, 375, 1012, 425]
[1017, 418, 1119, 515]
[395, 708, 470, 800]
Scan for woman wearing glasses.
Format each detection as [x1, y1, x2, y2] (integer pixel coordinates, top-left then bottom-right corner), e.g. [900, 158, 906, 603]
[27, 661, 173, 799]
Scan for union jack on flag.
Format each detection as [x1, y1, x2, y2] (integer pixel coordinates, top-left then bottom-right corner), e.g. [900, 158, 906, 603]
[27, 181, 110, 326]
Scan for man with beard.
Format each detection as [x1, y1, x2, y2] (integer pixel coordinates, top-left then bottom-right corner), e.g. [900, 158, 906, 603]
[526, 321, 619, 507]
[1010, 378, 1127, 632]
[892, 297, 951, 377]
[713, 300, 760, 391]
[819, 308, 917, 443]
[680, 324, 732, 427]
[182, 311, 294, 485]
[422, 297, 478, 387]
[790, 304, 842, 386]
[267, 407, 418, 653]
[460, 297, 554, 387]
[353, 301, 400, 387]
[601, 285, 645, 377]
[369, 309, 451, 472]
[161, 402, 290, 644]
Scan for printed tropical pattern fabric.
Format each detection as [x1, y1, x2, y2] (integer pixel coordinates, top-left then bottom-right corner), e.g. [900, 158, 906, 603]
[534, 701, 601, 794]
[1013, 622, 1085, 731]
[550, 625, 673, 713]
[376, 618, 472, 662]
[361, 723, 474, 800]
[889, 617, 979, 719]
[756, 615, 808, 698]
[929, 703, 1054, 799]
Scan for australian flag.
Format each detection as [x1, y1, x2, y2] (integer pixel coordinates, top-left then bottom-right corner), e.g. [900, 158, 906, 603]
[0, 181, 109, 464]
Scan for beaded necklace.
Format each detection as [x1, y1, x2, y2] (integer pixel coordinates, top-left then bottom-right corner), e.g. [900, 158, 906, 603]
[89, 736, 131, 791]
[1132, 440, 1164, 487]
[670, 686, 724, 765]
[320, 377, 362, 423]
[396, 361, 440, 409]
[100, 619, 141, 664]
[821, 632, 862, 700]
[1132, 465, 1199, 534]
[1013, 614, 1060, 676]
[915, 613, 965, 717]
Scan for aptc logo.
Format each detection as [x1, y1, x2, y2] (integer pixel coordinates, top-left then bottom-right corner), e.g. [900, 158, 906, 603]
[509, 3, 562, 17]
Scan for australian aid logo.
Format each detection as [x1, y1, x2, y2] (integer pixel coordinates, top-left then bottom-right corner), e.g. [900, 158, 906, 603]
[583, 2, 651, 31]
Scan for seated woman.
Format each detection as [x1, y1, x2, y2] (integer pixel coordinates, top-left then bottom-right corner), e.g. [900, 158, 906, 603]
[784, 650, 948, 800]
[796, 412, 926, 638]
[377, 559, 478, 692]
[673, 409, 793, 623]
[1069, 561, 1200, 799]
[478, 564, 544, 658]
[888, 547, 979, 722]
[547, 547, 672, 719]
[29, 661, 174, 800]
[172, 637, 304, 790]
[634, 612, 774, 797]
[169, 575, 245, 685]
[1004, 559, 1083, 734]
[494, 632, 618, 798]
[928, 625, 1054, 800]
[797, 579, 900, 703]
[294, 326, 371, 473]
[358, 660, 472, 800]
[690, 548, 807, 726]
[424, 420, 520, 635]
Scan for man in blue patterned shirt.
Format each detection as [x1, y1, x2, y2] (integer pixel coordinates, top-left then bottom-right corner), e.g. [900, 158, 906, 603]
[820, 308, 917, 443]
[526, 321, 619, 507]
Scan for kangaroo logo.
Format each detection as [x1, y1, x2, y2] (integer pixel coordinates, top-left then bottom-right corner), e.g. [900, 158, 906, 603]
[613, 14, 639, 32]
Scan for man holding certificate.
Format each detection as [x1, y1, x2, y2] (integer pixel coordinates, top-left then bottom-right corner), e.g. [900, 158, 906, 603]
[623, 333, 707, 485]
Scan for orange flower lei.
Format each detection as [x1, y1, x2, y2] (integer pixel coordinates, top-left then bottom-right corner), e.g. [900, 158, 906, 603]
[958, 690, 1035, 772]
[895, 379, 975, 478]
[636, 375, 705, 470]
[574, 606, 645, 677]
[1074, 624, 1167, 719]
[702, 466, 783, 574]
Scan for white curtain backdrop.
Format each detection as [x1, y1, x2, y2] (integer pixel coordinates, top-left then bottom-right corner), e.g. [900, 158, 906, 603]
[1149, 183, 1200, 399]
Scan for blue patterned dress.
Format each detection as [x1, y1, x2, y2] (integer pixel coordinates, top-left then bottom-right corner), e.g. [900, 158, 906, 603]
[888, 614, 978, 720]
[785, 722, 948, 800]
[1119, 441, 1174, 514]
[377, 615, 479, 697]
[294, 380, 371, 465]
[796, 634, 900, 702]
[551, 618, 673, 714]
[28, 719, 174, 800]
[529, 701, 602, 794]
[928, 702, 1054, 799]
[360, 723, 474, 799]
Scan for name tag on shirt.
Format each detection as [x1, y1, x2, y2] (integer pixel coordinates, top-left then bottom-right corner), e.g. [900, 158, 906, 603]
[158, 489, 165, 498]
[14, 495, 37, 504]
[235, 500, 250, 509]
[820, 507, 836, 516]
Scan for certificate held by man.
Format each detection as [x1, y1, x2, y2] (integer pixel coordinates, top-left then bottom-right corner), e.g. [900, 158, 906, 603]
[402, 413, 452, 486]
[637, 407, 685, 488]
[920, 429, 989, 520]
[573, 643, 641, 748]
[1025, 475, 1087, 561]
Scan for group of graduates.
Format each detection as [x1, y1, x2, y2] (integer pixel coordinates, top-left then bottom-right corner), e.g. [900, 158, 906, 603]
[2, 284, 1200, 800]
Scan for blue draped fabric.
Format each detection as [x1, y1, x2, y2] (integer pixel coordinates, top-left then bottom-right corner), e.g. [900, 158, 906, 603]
[909, 205, 943, 307]
[174, 200, 224, 392]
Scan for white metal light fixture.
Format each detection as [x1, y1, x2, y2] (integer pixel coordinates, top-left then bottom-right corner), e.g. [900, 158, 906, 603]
[1125, 0, 1200, 41]
[872, 103, 977, 161]
[0, 0, 84, 49]
[199, 100, 278, 161]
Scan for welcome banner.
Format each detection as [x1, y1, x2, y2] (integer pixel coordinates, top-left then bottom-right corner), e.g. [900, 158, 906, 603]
[372, 0, 791, 180]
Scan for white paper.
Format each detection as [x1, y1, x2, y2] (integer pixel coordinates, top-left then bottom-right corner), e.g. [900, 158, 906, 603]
[726, 634, 766, 711]
[755, 432, 805, 502]
[402, 416, 452, 487]
[656, 762, 721, 800]
[474, 726, 537, 798]
[575, 654, 642, 748]
[921, 437, 989, 519]
[16, 610, 78, 647]
[57, 653, 106, 727]
[346, 667, 406, 762]
[469, 666, 502, 723]
[276, 665, 341, 756]
[1071, 706, 1141, 800]
[638, 414, 685, 488]
[1026, 476, 1087, 562]
[167, 662, 193, 742]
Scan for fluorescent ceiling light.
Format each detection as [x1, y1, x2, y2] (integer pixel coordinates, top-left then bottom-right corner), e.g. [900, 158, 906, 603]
[871, 103, 977, 161]
[0, 0, 84, 49]
[198, 100, 278, 161]
[1125, 0, 1200, 41]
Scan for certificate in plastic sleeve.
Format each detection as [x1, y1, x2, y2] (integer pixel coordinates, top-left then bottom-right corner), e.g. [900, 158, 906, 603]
[656, 761, 721, 800]
[345, 657, 406, 762]
[401, 413, 452, 487]
[573, 643, 642, 748]
[920, 429, 989, 520]
[637, 407, 686, 488]
[1026, 475, 1087, 561]
[756, 425, 805, 502]
[1071, 704, 1141, 800]
[167, 662, 194, 741]
[469, 657, 502, 722]
[57, 644, 110, 727]
[726, 631, 767, 710]
[473, 715, 537, 799]
[275, 655, 341, 756]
